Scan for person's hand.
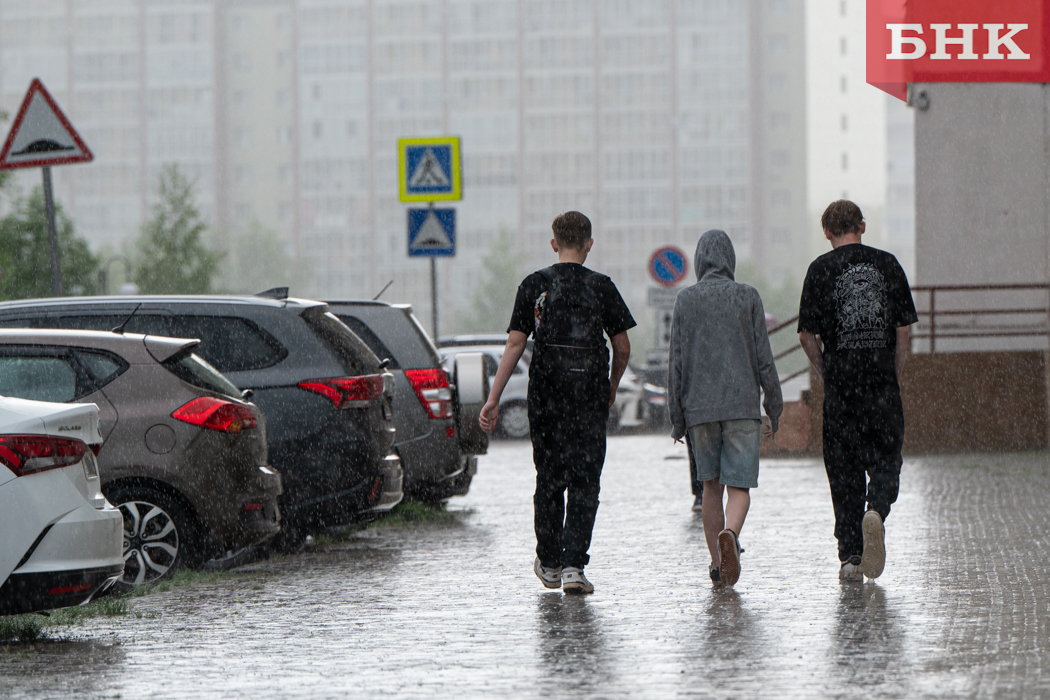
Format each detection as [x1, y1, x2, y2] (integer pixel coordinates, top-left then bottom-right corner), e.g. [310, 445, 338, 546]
[479, 399, 500, 433]
[763, 425, 776, 439]
[673, 437, 684, 445]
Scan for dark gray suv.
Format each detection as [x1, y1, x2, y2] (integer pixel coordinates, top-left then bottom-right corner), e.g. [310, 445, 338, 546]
[327, 301, 487, 502]
[0, 295, 402, 542]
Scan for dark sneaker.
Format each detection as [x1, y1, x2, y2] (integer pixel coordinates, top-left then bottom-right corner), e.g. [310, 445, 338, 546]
[860, 510, 886, 579]
[839, 555, 863, 581]
[534, 557, 562, 589]
[717, 529, 741, 586]
[692, 496, 703, 512]
[561, 567, 594, 594]
[709, 565, 722, 587]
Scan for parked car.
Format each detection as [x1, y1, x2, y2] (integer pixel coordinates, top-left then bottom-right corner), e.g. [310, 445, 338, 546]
[0, 293, 401, 544]
[436, 335, 647, 436]
[439, 343, 532, 439]
[326, 301, 488, 501]
[0, 329, 281, 588]
[0, 397, 123, 615]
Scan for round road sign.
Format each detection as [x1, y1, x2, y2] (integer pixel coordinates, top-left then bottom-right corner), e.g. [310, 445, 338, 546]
[649, 246, 689, 287]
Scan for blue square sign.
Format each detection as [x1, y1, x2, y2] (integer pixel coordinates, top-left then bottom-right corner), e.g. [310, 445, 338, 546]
[408, 208, 456, 257]
[398, 136, 462, 202]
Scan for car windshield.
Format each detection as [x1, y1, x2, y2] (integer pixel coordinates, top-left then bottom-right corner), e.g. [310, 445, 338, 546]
[163, 350, 241, 398]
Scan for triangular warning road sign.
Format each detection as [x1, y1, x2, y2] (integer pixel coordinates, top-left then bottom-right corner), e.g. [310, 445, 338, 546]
[408, 149, 450, 188]
[0, 78, 93, 171]
[413, 211, 453, 249]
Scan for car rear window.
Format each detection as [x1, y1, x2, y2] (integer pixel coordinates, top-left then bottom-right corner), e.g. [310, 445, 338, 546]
[0, 356, 78, 403]
[166, 316, 287, 373]
[162, 350, 241, 398]
[302, 311, 375, 376]
[73, 349, 129, 389]
[334, 310, 440, 370]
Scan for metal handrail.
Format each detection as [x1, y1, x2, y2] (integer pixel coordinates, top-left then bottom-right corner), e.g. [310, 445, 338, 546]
[911, 283, 1050, 352]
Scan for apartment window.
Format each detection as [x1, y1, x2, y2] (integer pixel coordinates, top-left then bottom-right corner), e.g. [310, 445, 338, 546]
[312, 84, 322, 100]
[771, 150, 790, 167]
[312, 121, 323, 139]
[278, 126, 294, 145]
[234, 128, 251, 147]
[840, 37, 848, 55]
[346, 121, 357, 137]
[840, 0, 847, 16]
[841, 114, 848, 132]
[234, 52, 251, 70]
[279, 165, 293, 183]
[840, 76, 848, 93]
[232, 15, 250, 32]
[277, 89, 291, 107]
[233, 90, 251, 107]
[769, 74, 786, 92]
[277, 51, 292, 69]
[768, 34, 789, 54]
[842, 152, 849, 170]
[275, 12, 291, 32]
[770, 112, 790, 132]
[234, 165, 252, 184]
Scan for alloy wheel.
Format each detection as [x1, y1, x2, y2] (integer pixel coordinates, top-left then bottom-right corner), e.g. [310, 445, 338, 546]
[119, 500, 181, 586]
[500, 402, 530, 439]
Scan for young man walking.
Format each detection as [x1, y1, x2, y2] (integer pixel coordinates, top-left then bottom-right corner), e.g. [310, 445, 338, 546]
[479, 211, 634, 595]
[797, 200, 917, 581]
[668, 229, 782, 587]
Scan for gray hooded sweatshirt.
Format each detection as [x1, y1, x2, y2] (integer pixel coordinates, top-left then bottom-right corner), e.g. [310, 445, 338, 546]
[667, 229, 783, 440]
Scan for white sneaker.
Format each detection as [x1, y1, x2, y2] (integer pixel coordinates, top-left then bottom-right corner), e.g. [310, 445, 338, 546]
[534, 558, 562, 589]
[561, 567, 594, 594]
[839, 555, 863, 581]
[860, 510, 886, 579]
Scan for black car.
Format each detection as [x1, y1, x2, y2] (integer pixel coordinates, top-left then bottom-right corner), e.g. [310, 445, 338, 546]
[326, 301, 487, 501]
[0, 294, 402, 543]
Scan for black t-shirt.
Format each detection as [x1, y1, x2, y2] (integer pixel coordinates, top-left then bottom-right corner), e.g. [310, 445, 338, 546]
[508, 263, 636, 377]
[797, 244, 917, 390]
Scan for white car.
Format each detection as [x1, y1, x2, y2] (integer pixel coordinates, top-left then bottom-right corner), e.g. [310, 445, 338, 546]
[0, 397, 123, 615]
[441, 345, 532, 439]
[439, 340, 646, 437]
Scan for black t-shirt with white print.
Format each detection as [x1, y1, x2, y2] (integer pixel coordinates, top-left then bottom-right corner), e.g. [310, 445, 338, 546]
[797, 244, 917, 392]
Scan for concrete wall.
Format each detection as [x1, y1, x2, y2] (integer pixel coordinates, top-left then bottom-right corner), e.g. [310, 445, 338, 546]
[914, 83, 1050, 287]
[804, 351, 1049, 455]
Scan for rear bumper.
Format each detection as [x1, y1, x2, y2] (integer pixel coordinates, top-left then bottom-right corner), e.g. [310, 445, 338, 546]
[0, 563, 124, 615]
[368, 453, 403, 513]
[187, 465, 283, 552]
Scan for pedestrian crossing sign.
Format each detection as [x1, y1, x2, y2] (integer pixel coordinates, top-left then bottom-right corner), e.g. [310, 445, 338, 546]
[398, 136, 462, 202]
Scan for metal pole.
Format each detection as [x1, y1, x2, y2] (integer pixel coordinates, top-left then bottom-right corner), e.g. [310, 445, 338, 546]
[42, 166, 63, 296]
[431, 256, 438, 340]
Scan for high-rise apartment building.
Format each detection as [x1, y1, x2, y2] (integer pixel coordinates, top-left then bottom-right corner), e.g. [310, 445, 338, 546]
[0, 0, 829, 341]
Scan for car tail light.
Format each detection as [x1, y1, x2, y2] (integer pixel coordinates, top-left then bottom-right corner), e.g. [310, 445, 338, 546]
[298, 374, 385, 409]
[172, 397, 258, 433]
[404, 369, 452, 419]
[0, 435, 87, 477]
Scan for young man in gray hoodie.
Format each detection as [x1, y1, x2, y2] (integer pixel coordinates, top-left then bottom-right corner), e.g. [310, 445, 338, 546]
[668, 229, 783, 587]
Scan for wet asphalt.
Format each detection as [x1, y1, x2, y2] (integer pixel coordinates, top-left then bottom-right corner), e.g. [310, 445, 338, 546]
[3, 435, 1050, 699]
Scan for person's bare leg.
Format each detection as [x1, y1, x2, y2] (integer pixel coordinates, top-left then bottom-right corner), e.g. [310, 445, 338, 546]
[724, 486, 751, 537]
[702, 479, 725, 566]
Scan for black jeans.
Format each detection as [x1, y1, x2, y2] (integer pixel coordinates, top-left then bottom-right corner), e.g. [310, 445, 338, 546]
[528, 367, 609, 570]
[823, 384, 904, 561]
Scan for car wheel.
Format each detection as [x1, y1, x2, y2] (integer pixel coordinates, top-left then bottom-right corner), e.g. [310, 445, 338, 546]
[499, 401, 531, 439]
[107, 486, 202, 591]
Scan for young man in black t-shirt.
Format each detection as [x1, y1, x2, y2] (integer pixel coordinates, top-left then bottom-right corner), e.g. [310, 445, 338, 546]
[479, 211, 635, 594]
[798, 200, 918, 582]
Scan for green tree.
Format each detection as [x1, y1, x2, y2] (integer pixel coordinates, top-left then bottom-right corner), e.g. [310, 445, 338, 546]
[0, 110, 10, 194]
[221, 218, 311, 294]
[452, 229, 522, 333]
[133, 164, 222, 294]
[0, 186, 99, 300]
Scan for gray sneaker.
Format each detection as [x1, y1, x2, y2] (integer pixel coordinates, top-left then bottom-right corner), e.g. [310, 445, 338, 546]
[839, 555, 863, 581]
[561, 566, 594, 594]
[860, 510, 886, 579]
[534, 558, 562, 589]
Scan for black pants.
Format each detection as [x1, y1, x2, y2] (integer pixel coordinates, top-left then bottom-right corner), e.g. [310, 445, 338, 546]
[823, 385, 904, 561]
[528, 367, 609, 570]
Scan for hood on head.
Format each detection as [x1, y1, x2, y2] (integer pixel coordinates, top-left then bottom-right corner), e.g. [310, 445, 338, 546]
[694, 229, 736, 282]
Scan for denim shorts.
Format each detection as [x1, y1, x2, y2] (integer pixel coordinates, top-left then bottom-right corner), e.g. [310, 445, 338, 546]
[688, 419, 761, 489]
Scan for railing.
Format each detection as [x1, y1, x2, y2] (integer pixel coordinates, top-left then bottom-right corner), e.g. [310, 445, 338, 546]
[912, 284, 1050, 353]
[767, 315, 808, 383]
[764, 285, 1050, 374]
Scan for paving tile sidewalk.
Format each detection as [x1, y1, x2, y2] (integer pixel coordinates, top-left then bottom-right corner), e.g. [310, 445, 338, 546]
[3, 437, 1050, 699]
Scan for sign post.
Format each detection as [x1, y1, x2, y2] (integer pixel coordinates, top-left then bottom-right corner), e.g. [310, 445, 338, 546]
[647, 246, 689, 352]
[399, 136, 462, 338]
[0, 78, 94, 297]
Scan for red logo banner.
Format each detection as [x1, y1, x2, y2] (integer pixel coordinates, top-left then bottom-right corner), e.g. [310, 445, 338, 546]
[867, 0, 1050, 101]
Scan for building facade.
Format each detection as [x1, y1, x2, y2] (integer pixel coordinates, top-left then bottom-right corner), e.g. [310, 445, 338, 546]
[1, 0, 821, 342]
